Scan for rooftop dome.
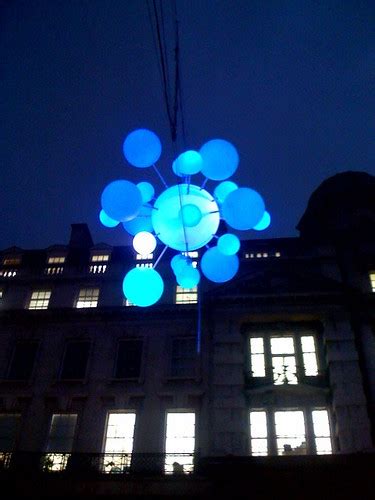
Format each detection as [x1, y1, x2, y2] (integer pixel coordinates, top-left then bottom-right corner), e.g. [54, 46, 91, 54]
[297, 171, 375, 243]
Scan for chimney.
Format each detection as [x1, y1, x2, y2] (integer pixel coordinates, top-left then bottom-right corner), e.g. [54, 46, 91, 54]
[68, 223, 93, 248]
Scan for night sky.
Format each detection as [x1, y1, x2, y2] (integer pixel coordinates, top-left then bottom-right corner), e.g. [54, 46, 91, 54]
[1, 0, 374, 250]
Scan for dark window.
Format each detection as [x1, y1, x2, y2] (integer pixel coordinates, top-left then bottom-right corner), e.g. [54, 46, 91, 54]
[60, 341, 90, 380]
[114, 340, 143, 379]
[8, 342, 38, 380]
[171, 337, 196, 377]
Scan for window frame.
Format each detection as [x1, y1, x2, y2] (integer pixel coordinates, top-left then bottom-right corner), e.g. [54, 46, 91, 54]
[113, 338, 144, 380]
[75, 287, 100, 308]
[27, 289, 52, 310]
[7, 340, 39, 381]
[164, 410, 196, 474]
[169, 336, 197, 379]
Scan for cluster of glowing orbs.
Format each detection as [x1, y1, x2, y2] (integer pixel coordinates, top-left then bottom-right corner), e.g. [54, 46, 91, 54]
[214, 181, 238, 204]
[200, 139, 239, 181]
[123, 129, 162, 168]
[123, 267, 164, 307]
[180, 204, 202, 227]
[174, 150, 203, 176]
[253, 210, 271, 231]
[171, 254, 189, 274]
[99, 209, 119, 228]
[122, 206, 153, 235]
[222, 187, 265, 230]
[101, 180, 142, 222]
[201, 247, 239, 283]
[152, 184, 220, 251]
[218, 234, 240, 255]
[137, 181, 154, 203]
[133, 231, 156, 256]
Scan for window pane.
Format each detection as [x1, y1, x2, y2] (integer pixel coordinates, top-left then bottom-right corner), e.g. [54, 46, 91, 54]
[312, 410, 332, 454]
[272, 356, 297, 384]
[301, 336, 315, 352]
[270, 337, 294, 354]
[115, 340, 143, 378]
[28, 290, 51, 310]
[251, 353, 266, 377]
[47, 414, 77, 452]
[250, 338, 264, 354]
[249, 411, 268, 456]
[315, 438, 332, 454]
[0, 415, 20, 451]
[8, 342, 38, 380]
[302, 353, 318, 376]
[76, 288, 99, 308]
[60, 342, 90, 380]
[275, 411, 306, 455]
[165, 412, 195, 474]
[104, 413, 136, 454]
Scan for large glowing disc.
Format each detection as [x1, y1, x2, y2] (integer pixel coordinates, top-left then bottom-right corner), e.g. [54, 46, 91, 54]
[152, 184, 220, 251]
[123, 267, 164, 307]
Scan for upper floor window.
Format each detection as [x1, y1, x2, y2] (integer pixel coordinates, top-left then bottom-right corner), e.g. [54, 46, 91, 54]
[249, 408, 332, 456]
[369, 272, 375, 292]
[0, 414, 20, 468]
[89, 253, 110, 274]
[136, 262, 153, 268]
[0, 256, 21, 278]
[28, 290, 51, 310]
[45, 414, 77, 471]
[175, 286, 198, 304]
[114, 339, 143, 379]
[45, 256, 65, 275]
[7, 341, 39, 381]
[60, 341, 90, 380]
[171, 337, 196, 378]
[249, 333, 319, 385]
[76, 288, 99, 308]
[135, 253, 153, 260]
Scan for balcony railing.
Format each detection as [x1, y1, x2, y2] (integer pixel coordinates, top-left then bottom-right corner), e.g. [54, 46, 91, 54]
[1, 452, 197, 475]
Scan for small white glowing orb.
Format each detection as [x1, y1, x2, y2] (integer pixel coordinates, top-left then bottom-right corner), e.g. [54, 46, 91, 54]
[133, 231, 157, 256]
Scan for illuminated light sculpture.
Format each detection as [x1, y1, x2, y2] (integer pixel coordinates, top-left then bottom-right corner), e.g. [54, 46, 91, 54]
[98, 128, 270, 306]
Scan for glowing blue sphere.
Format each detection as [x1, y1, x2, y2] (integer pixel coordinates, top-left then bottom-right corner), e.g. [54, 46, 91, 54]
[123, 267, 164, 307]
[172, 160, 183, 177]
[200, 139, 239, 181]
[201, 247, 239, 283]
[177, 266, 200, 289]
[152, 184, 220, 251]
[99, 209, 119, 228]
[253, 210, 271, 231]
[222, 187, 265, 230]
[174, 150, 203, 176]
[137, 182, 155, 203]
[180, 204, 202, 227]
[122, 205, 153, 235]
[171, 254, 188, 275]
[101, 180, 142, 222]
[214, 181, 238, 204]
[123, 129, 162, 168]
[133, 231, 157, 256]
[218, 234, 240, 255]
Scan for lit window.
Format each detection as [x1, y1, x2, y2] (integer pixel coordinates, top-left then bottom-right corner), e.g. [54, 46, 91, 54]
[249, 411, 268, 456]
[91, 254, 110, 262]
[249, 338, 265, 377]
[76, 288, 99, 308]
[249, 409, 332, 456]
[165, 412, 195, 474]
[249, 333, 320, 384]
[44, 414, 77, 471]
[271, 337, 297, 385]
[89, 264, 107, 273]
[175, 286, 197, 304]
[124, 298, 135, 307]
[28, 290, 51, 310]
[135, 253, 153, 260]
[370, 272, 375, 292]
[171, 337, 196, 377]
[275, 252, 281, 257]
[182, 251, 198, 258]
[0, 269, 18, 278]
[0, 288, 3, 300]
[312, 410, 332, 454]
[135, 262, 153, 268]
[256, 253, 262, 258]
[48, 256, 65, 264]
[103, 413, 136, 473]
[2, 257, 21, 266]
[262, 253, 268, 258]
[0, 414, 20, 469]
[45, 266, 64, 275]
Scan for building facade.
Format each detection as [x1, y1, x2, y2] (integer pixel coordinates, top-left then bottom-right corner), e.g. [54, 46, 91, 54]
[0, 172, 374, 497]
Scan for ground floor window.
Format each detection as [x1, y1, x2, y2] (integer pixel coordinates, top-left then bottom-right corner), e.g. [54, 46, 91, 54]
[44, 414, 77, 471]
[103, 412, 136, 473]
[165, 412, 195, 474]
[249, 408, 332, 456]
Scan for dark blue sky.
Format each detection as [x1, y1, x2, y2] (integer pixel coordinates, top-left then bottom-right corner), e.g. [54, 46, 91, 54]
[1, 0, 374, 249]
